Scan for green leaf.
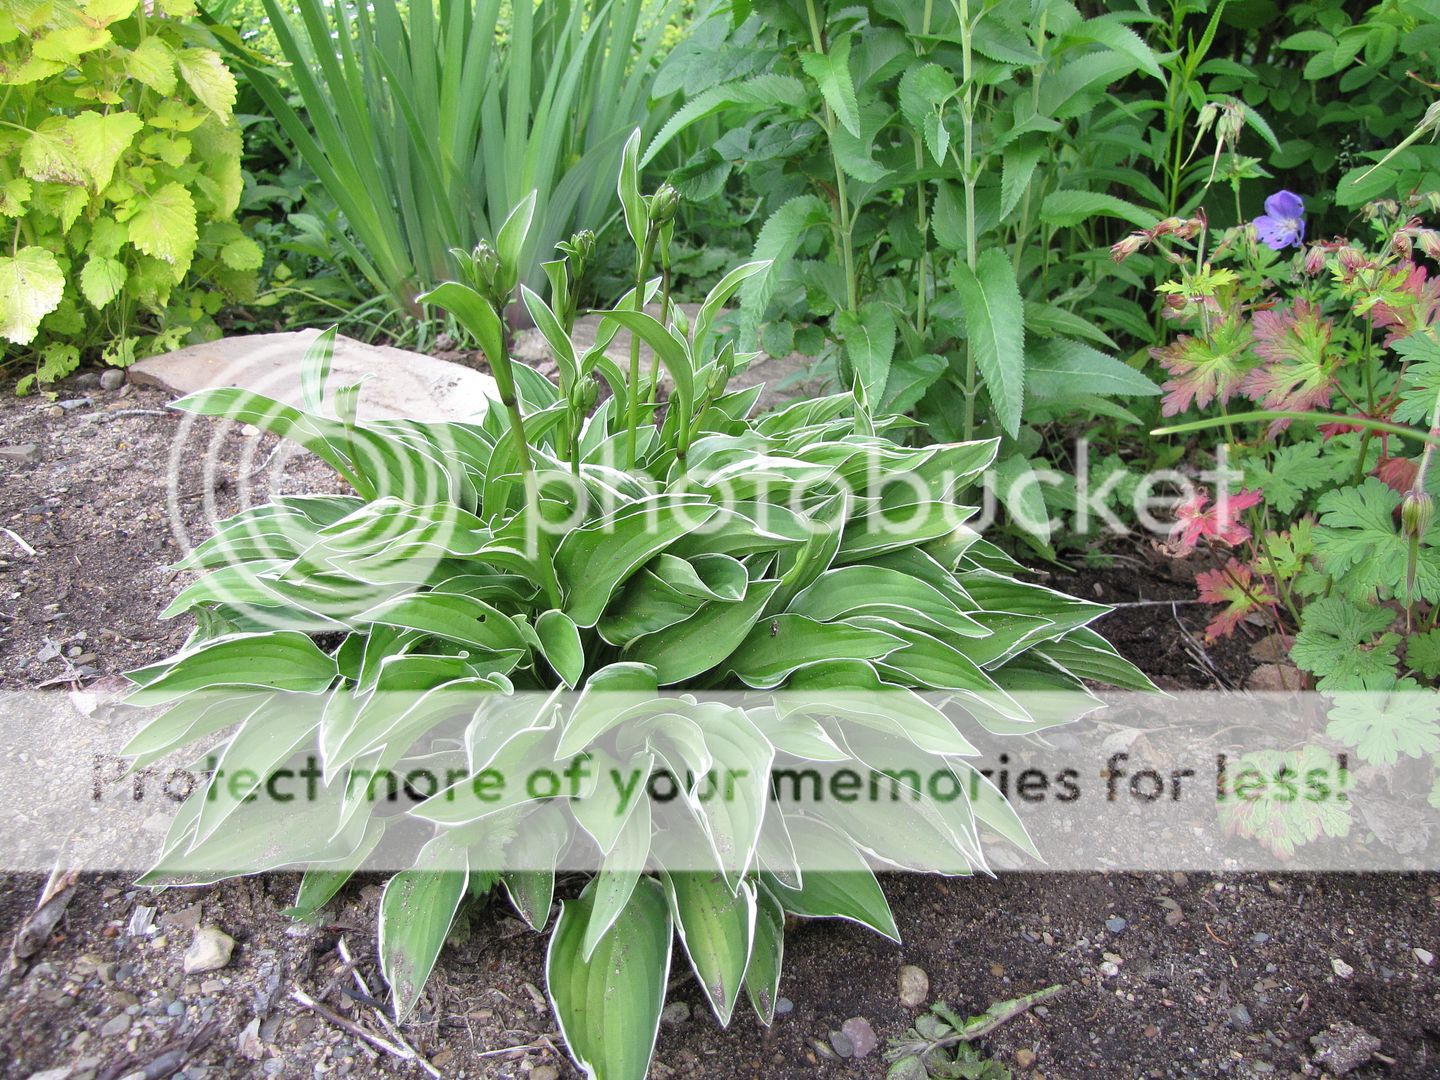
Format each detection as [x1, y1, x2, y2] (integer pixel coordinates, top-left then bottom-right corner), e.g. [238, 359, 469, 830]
[882, 352, 946, 414]
[723, 615, 902, 689]
[1024, 337, 1159, 402]
[898, 62, 956, 165]
[740, 195, 829, 340]
[68, 111, 144, 191]
[536, 609, 584, 688]
[1000, 139, 1043, 220]
[521, 286, 578, 390]
[175, 47, 237, 122]
[1291, 596, 1400, 690]
[664, 872, 757, 1026]
[952, 250, 1025, 437]
[1314, 479, 1440, 603]
[761, 817, 898, 941]
[1240, 441, 1332, 515]
[547, 876, 672, 1080]
[799, 35, 861, 137]
[1326, 686, 1439, 764]
[1040, 190, 1159, 230]
[125, 632, 338, 705]
[1406, 629, 1440, 680]
[301, 326, 337, 413]
[127, 35, 176, 95]
[357, 592, 530, 656]
[624, 578, 782, 685]
[124, 181, 198, 273]
[618, 128, 646, 248]
[379, 840, 468, 1021]
[744, 883, 784, 1025]
[0, 246, 65, 344]
[418, 282, 506, 384]
[836, 302, 896, 408]
[496, 189, 537, 278]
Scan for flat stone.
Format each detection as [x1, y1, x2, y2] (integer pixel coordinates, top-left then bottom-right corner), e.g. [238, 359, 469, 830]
[0, 444, 38, 463]
[841, 1017, 878, 1059]
[129, 330, 498, 422]
[1309, 1021, 1380, 1076]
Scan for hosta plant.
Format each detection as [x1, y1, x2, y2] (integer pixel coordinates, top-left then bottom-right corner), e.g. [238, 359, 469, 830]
[1, 0, 254, 390]
[123, 155, 1152, 1080]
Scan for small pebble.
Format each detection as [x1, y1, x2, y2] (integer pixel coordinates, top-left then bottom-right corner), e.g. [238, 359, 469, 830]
[529, 1068, 559, 1080]
[183, 926, 235, 975]
[1228, 1004, 1252, 1030]
[1016, 1047, 1036, 1069]
[1331, 957, 1354, 979]
[774, 997, 794, 1015]
[897, 965, 929, 1008]
[100, 1014, 131, 1038]
[100, 369, 125, 391]
[660, 1002, 690, 1026]
[1415, 948, 1434, 966]
[1106, 916, 1127, 933]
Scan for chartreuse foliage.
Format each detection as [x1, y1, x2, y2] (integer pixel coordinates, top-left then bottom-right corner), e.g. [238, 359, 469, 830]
[0, 0, 253, 390]
[124, 151, 1151, 1080]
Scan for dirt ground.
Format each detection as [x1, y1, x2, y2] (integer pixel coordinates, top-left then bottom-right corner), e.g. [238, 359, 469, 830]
[0, 383, 1435, 1080]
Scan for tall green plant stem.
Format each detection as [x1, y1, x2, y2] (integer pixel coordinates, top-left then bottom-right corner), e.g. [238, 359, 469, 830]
[913, 0, 935, 336]
[490, 345, 562, 609]
[1154, 411, 1440, 446]
[625, 229, 658, 468]
[956, 0, 979, 441]
[805, 0, 857, 315]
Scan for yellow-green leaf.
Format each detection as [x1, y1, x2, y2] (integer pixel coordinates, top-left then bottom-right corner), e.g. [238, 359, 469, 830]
[219, 236, 262, 270]
[0, 178, 31, 217]
[0, 247, 66, 344]
[126, 36, 176, 96]
[31, 25, 112, 61]
[83, 0, 139, 24]
[69, 111, 144, 191]
[125, 181, 197, 272]
[175, 47, 236, 122]
[20, 118, 86, 186]
[79, 255, 127, 308]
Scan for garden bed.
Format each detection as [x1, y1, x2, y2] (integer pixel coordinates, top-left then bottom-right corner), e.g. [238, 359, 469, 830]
[1, 389, 1435, 1079]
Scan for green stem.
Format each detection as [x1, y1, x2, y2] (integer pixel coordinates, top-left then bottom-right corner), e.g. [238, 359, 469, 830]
[625, 229, 657, 469]
[1154, 410, 1440, 446]
[806, 0, 857, 315]
[958, 0, 978, 441]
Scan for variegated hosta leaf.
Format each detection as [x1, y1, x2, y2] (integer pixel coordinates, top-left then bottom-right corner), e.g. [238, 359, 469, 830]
[128, 254, 1148, 1080]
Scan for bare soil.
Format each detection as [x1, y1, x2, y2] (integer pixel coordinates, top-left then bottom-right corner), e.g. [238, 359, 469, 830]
[0, 383, 1435, 1080]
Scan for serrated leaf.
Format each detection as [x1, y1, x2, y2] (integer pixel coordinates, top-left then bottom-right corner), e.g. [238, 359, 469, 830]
[1024, 336, 1159, 402]
[898, 62, 956, 165]
[126, 34, 176, 95]
[20, 118, 86, 186]
[799, 35, 861, 137]
[1000, 139, 1043, 220]
[1407, 629, 1440, 680]
[1040, 189, 1159, 229]
[952, 250, 1025, 436]
[68, 111, 143, 191]
[0, 246, 65, 344]
[175, 47, 236, 122]
[1314, 478, 1440, 603]
[220, 236, 263, 270]
[79, 255, 126, 308]
[0, 177, 31, 217]
[836, 301, 895, 408]
[1291, 596, 1400, 690]
[1240, 441, 1332, 515]
[1326, 686, 1439, 764]
[124, 181, 198, 272]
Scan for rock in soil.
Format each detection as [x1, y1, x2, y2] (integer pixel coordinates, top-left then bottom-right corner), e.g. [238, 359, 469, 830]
[841, 1017, 878, 1059]
[99, 369, 125, 391]
[183, 925, 235, 974]
[1309, 1021, 1381, 1075]
[897, 964, 929, 1008]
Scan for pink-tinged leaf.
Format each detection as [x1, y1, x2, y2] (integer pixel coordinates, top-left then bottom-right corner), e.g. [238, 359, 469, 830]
[1152, 315, 1254, 417]
[1166, 488, 1264, 556]
[1239, 299, 1337, 434]
[1360, 264, 1440, 346]
[1195, 560, 1276, 641]
[1374, 455, 1420, 494]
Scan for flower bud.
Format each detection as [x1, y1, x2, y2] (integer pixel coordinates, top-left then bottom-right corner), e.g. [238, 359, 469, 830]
[1337, 246, 1367, 275]
[558, 229, 596, 270]
[1419, 230, 1440, 260]
[1402, 490, 1434, 539]
[574, 373, 599, 414]
[1302, 245, 1326, 275]
[1110, 233, 1145, 262]
[649, 183, 681, 228]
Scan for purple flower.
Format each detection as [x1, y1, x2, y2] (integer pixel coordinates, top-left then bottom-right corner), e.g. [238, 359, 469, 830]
[1252, 190, 1306, 251]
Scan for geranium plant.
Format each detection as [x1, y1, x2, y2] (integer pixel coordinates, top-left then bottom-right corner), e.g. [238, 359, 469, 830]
[1127, 188, 1440, 818]
[122, 145, 1153, 1080]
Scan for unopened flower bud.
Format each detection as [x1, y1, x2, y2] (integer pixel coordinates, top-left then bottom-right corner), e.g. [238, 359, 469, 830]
[1110, 233, 1145, 262]
[558, 229, 596, 270]
[574, 373, 599, 414]
[1402, 490, 1434, 538]
[1337, 246, 1367, 274]
[649, 183, 681, 228]
[1419, 230, 1440, 260]
[1302, 245, 1326, 275]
